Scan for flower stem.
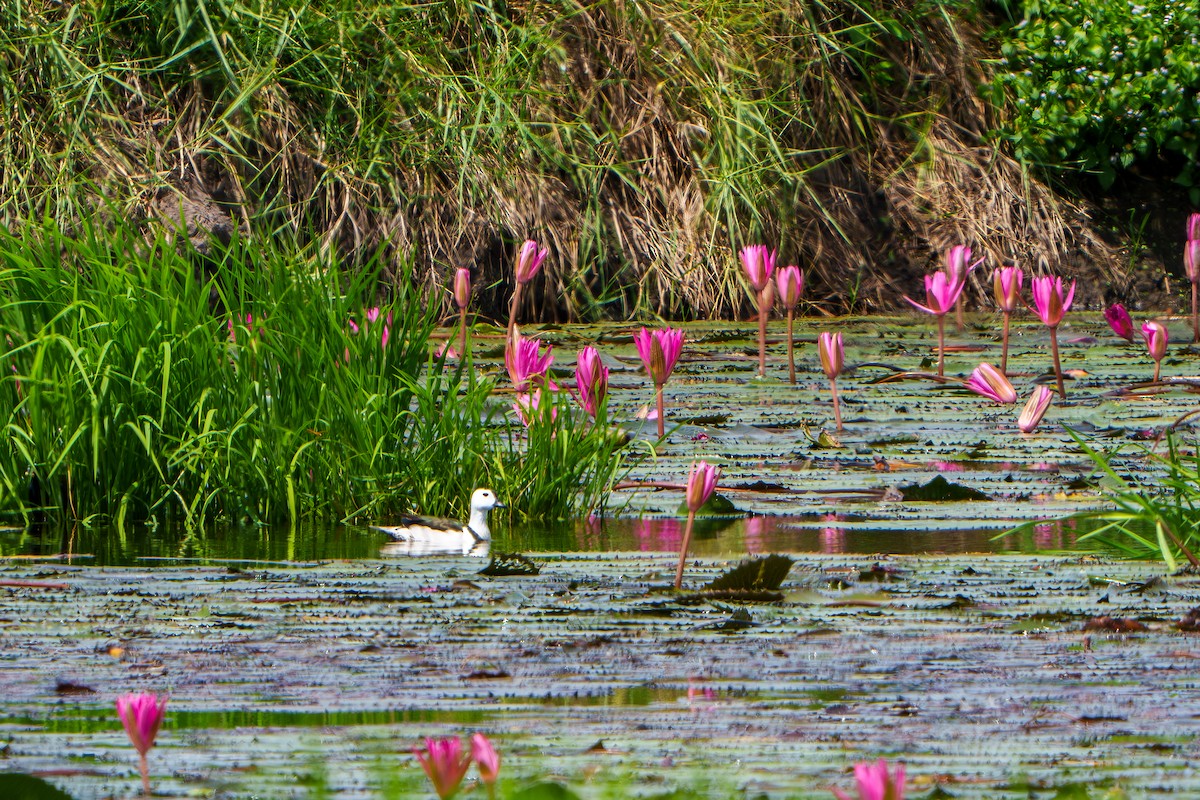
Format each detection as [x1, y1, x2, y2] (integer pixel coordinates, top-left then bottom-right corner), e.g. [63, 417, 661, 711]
[655, 384, 665, 438]
[757, 291, 767, 379]
[936, 315, 946, 377]
[506, 284, 522, 348]
[1192, 281, 1198, 343]
[1049, 325, 1066, 398]
[829, 377, 843, 431]
[1154, 360, 1162, 383]
[955, 294, 965, 332]
[1001, 311, 1011, 376]
[139, 753, 151, 796]
[786, 309, 796, 384]
[459, 307, 469, 356]
[674, 509, 697, 590]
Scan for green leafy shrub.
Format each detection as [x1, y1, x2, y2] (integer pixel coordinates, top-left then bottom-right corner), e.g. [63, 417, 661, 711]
[993, 0, 1200, 195]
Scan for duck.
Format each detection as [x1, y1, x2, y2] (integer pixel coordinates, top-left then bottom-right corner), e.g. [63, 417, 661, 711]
[374, 489, 505, 552]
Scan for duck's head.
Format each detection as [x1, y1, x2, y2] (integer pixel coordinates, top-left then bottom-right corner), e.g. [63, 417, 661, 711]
[471, 488, 505, 513]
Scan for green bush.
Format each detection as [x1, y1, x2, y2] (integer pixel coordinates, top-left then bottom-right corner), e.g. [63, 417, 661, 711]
[993, 0, 1200, 195]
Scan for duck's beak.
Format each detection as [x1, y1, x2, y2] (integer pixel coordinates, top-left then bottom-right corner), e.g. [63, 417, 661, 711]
[494, 501, 507, 509]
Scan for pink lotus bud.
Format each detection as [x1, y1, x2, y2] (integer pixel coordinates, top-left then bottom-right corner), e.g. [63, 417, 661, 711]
[574, 346, 608, 418]
[818, 332, 843, 380]
[1030, 275, 1075, 328]
[635, 326, 684, 387]
[1018, 385, 1054, 433]
[964, 362, 1017, 404]
[739, 245, 777, 293]
[832, 758, 906, 800]
[1104, 304, 1134, 341]
[415, 737, 472, 800]
[775, 265, 804, 309]
[116, 692, 167, 758]
[685, 460, 721, 513]
[381, 324, 390, 350]
[471, 734, 500, 786]
[453, 268, 472, 310]
[515, 240, 548, 284]
[1186, 239, 1200, 283]
[348, 318, 360, 335]
[1142, 320, 1168, 363]
[992, 266, 1023, 313]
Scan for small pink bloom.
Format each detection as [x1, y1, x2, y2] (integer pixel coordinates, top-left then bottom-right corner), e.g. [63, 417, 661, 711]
[344, 346, 351, 364]
[1018, 385, 1054, 433]
[944, 244, 982, 286]
[505, 333, 554, 392]
[116, 692, 167, 757]
[366, 307, 381, 325]
[964, 362, 1017, 404]
[1104, 304, 1134, 341]
[904, 271, 965, 316]
[471, 734, 500, 786]
[685, 460, 721, 513]
[434, 341, 459, 360]
[513, 389, 556, 426]
[1142, 320, 1168, 363]
[515, 240, 548, 284]
[574, 346, 608, 419]
[818, 332, 843, 380]
[992, 266, 1023, 313]
[454, 268, 472, 310]
[1030, 275, 1075, 328]
[831, 758, 906, 800]
[381, 324, 390, 350]
[635, 326, 684, 387]
[348, 318, 360, 335]
[415, 737, 472, 800]
[775, 265, 804, 309]
[739, 245, 777, 293]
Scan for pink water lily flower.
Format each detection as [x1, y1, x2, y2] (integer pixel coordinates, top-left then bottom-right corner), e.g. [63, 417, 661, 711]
[505, 332, 554, 392]
[116, 692, 167, 795]
[818, 332, 845, 431]
[507, 239, 549, 345]
[1018, 385, 1054, 434]
[964, 362, 1017, 404]
[1104, 304, 1134, 341]
[675, 460, 721, 590]
[636, 326, 685, 437]
[1030, 275, 1076, 397]
[993, 266, 1023, 374]
[416, 737, 473, 800]
[904, 271, 967, 377]
[574, 346, 609, 419]
[453, 267, 473, 354]
[471, 733, 500, 796]
[1142, 320, 1169, 382]
[776, 265, 805, 383]
[945, 245, 982, 331]
[739, 245, 776, 292]
[513, 389, 558, 427]
[832, 758, 907, 800]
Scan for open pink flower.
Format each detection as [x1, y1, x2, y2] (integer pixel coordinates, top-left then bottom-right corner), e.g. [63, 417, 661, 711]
[1018, 386, 1054, 433]
[116, 693, 167, 758]
[635, 327, 684, 388]
[574, 346, 608, 419]
[416, 737, 473, 800]
[964, 362, 1017, 404]
[739, 245, 777, 293]
[685, 460, 721, 513]
[1104, 304, 1134, 341]
[992, 266, 1022, 313]
[471, 733, 500, 790]
[505, 332, 554, 392]
[904, 271, 964, 316]
[365, 306, 381, 325]
[944, 245, 982, 286]
[513, 389, 557, 426]
[1030, 275, 1075, 328]
[832, 758, 906, 800]
[453, 268, 472, 310]
[515, 240, 548, 284]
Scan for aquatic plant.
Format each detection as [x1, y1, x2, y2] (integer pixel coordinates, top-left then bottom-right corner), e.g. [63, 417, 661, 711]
[945, 245, 980, 332]
[740, 245, 776, 379]
[675, 460, 721, 590]
[1187, 214, 1200, 343]
[508, 240, 547, 346]
[116, 692, 167, 796]
[775, 265, 804, 384]
[1018, 386, 1054, 434]
[471, 734, 500, 800]
[505, 331, 554, 392]
[818, 332, 845, 432]
[904, 271, 966, 377]
[573, 346, 609, 421]
[454, 268, 472, 357]
[1030, 275, 1075, 398]
[832, 758, 906, 800]
[964, 362, 1017, 404]
[992, 265, 1023, 374]
[1141, 320, 1168, 382]
[415, 737, 473, 800]
[635, 326, 684, 438]
[1104, 304, 1134, 342]
[513, 389, 557, 427]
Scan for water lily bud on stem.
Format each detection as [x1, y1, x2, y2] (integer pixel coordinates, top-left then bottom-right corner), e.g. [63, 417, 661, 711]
[675, 460, 720, 590]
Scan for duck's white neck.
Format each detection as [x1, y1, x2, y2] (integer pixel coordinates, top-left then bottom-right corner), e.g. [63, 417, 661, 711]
[467, 506, 492, 541]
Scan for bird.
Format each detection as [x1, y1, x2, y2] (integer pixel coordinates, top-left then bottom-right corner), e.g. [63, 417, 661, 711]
[374, 488, 504, 556]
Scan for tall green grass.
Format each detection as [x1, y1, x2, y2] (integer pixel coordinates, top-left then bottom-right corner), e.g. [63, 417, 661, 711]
[0, 222, 630, 528]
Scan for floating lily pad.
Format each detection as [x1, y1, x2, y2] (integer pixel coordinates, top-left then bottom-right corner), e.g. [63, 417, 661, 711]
[899, 474, 991, 502]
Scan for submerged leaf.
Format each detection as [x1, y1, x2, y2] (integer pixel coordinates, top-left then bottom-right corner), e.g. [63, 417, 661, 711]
[478, 552, 541, 577]
[899, 474, 991, 501]
[706, 554, 795, 592]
